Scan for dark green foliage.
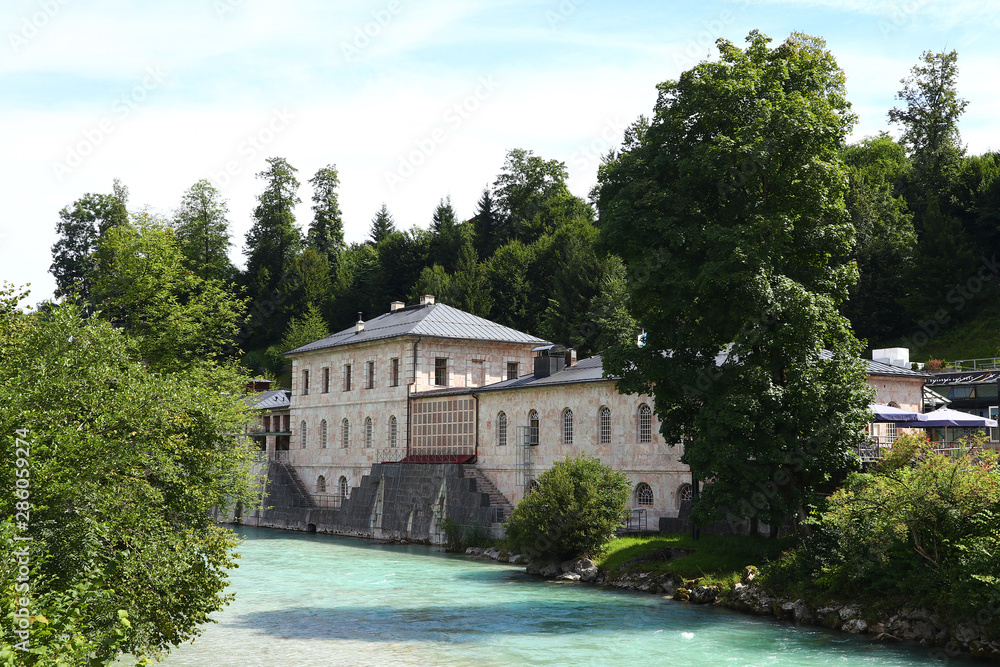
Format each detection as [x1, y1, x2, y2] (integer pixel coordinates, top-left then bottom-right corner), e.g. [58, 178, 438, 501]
[173, 179, 236, 283]
[766, 434, 1000, 617]
[597, 31, 872, 528]
[49, 184, 129, 301]
[504, 455, 631, 561]
[471, 187, 503, 259]
[428, 197, 470, 272]
[307, 164, 345, 266]
[493, 148, 571, 242]
[0, 287, 259, 663]
[839, 135, 916, 344]
[441, 518, 490, 553]
[888, 50, 968, 205]
[369, 203, 396, 245]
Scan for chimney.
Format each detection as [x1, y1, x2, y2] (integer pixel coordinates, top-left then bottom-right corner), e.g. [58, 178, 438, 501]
[872, 347, 909, 369]
[355, 312, 364, 334]
[390, 301, 405, 312]
[419, 295, 436, 306]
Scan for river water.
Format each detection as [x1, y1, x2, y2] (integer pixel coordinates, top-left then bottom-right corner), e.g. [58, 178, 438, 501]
[160, 527, 973, 666]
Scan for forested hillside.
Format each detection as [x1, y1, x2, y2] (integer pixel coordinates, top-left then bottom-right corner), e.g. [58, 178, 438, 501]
[47, 50, 1000, 384]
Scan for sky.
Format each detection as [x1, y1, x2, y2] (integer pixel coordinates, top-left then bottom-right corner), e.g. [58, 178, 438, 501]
[2, 0, 999, 304]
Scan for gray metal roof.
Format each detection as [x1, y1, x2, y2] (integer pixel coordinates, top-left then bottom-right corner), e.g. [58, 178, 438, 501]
[245, 389, 291, 411]
[414, 355, 610, 398]
[863, 357, 929, 378]
[285, 302, 548, 356]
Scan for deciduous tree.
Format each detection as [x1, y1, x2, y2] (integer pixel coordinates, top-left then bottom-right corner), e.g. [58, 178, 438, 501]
[597, 31, 872, 530]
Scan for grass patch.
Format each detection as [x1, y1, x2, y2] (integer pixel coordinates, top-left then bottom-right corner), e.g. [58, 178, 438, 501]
[906, 302, 1000, 363]
[598, 533, 791, 587]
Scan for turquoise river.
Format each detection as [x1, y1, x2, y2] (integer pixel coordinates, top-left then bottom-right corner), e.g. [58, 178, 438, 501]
[160, 527, 976, 666]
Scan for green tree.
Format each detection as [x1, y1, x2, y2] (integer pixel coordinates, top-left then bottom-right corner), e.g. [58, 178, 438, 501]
[582, 256, 640, 353]
[307, 164, 345, 265]
[485, 241, 536, 333]
[902, 197, 978, 318]
[91, 213, 247, 370]
[0, 286, 259, 663]
[49, 184, 129, 301]
[429, 197, 469, 271]
[369, 203, 396, 245]
[242, 157, 303, 348]
[597, 31, 872, 530]
[173, 179, 235, 282]
[504, 456, 631, 562]
[493, 148, 570, 242]
[840, 134, 917, 343]
[449, 241, 493, 317]
[888, 50, 968, 206]
[471, 187, 503, 259]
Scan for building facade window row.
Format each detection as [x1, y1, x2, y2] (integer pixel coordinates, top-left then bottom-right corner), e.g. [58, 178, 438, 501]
[495, 404, 655, 446]
[297, 416, 399, 449]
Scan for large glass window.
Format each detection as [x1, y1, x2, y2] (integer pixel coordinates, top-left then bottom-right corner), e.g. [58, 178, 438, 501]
[599, 406, 611, 444]
[497, 412, 507, 447]
[562, 408, 573, 445]
[638, 404, 652, 443]
[635, 482, 653, 506]
[316, 475, 326, 493]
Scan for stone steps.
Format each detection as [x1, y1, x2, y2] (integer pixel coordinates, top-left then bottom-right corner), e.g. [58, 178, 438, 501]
[278, 461, 316, 508]
[464, 466, 514, 523]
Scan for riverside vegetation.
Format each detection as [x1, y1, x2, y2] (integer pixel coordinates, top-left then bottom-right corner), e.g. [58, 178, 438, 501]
[463, 432, 1000, 660]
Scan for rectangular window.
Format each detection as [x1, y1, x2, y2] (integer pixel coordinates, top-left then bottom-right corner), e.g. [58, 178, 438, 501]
[390, 358, 400, 387]
[366, 360, 375, 389]
[302, 369, 309, 395]
[506, 362, 518, 381]
[322, 367, 330, 393]
[435, 358, 448, 386]
[262, 416, 271, 432]
[282, 415, 290, 432]
[344, 364, 352, 391]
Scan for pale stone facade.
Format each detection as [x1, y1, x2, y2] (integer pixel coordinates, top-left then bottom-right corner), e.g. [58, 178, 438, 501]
[272, 297, 928, 529]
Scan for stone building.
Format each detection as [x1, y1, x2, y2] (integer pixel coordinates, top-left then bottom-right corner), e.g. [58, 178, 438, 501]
[247, 296, 927, 540]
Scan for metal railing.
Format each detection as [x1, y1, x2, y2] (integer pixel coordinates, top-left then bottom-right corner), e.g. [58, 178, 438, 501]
[948, 357, 1000, 372]
[309, 493, 347, 509]
[376, 447, 406, 463]
[622, 509, 648, 533]
[857, 439, 1000, 462]
[273, 450, 291, 463]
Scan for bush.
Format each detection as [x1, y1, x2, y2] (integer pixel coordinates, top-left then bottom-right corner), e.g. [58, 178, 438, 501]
[766, 432, 1000, 615]
[442, 518, 490, 553]
[503, 455, 631, 562]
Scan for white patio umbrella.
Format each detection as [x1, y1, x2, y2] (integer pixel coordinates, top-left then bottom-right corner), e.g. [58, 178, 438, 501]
[897, 407, 998, 428]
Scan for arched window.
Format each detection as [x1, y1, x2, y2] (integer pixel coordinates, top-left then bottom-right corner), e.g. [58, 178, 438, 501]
[528, 410, 539, 446]
[364, 416, 373, 448]
[635, 482, 653, 506]
[300, 421, 307, 449]
[638, 404, 652, 443]
[562, 408, 573, 445]
[341, 418, 350, 448]
[599, 406, 611, 444]
[389, 415, 398, 448]
[316, 475, 326, 493]
[527, 479, 540, 494]
[339, 475, 348, 499]
[320, 419, 328, 449]
[677, 483, 693, 508]
[497, 412, 507, 447]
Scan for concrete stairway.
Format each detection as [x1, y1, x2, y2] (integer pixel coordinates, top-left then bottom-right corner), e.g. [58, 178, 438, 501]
[464, 466, 514, 524]
[276, 460, 316, 508]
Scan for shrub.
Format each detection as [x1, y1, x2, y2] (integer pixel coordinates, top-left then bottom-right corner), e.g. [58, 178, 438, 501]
[767, 432, 1000, 614]
[503, 455, 631, 562]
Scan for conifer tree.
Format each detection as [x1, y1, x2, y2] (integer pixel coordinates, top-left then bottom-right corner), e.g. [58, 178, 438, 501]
[307, 164, 345, 265]
[173, 179, 235, 282]
[369, 203, 396, 245]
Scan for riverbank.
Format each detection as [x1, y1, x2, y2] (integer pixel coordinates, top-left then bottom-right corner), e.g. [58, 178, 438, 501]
[463, 538, 1000, 662]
